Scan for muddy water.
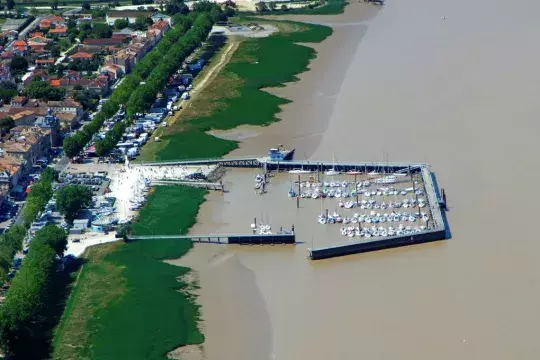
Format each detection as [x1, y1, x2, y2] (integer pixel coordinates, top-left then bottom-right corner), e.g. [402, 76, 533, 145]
[176, 0, 540, 359]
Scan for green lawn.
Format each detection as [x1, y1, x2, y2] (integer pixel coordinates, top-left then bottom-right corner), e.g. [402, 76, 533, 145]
[142, 20, 332, 161]
[53, 186, 207, 360]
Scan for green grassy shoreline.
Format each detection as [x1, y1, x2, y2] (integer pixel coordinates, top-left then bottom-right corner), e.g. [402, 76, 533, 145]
[53, 187, 207, 360]
[140, 20, 333, 161]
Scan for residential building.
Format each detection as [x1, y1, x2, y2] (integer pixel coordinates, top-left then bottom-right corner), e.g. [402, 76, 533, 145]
[12, 111, 37, 126]
[105, 11, 153, 26]
[48, 27, 68, 36]
[40, 15, 65, 29]
[100, 64, 123, 80]
[83, 38, 125, 47]
[35, 59, 54, 68]
[69, 52, 94, 61]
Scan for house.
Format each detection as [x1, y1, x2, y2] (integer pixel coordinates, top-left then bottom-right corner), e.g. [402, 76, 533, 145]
[40, 15, 65, 29]
[29, 31, 44, 38]
[70, 52, 93, 61]
[28, 35, 50, 47]
[12, 40, 27, 50]
[100, 64, 123, 80]
[12, 110, 37, 126]
[48, 27, 68, 36]
[39, 19, 52, 29]
[35, 59, 54, 68]
[105, 11, 153, 26]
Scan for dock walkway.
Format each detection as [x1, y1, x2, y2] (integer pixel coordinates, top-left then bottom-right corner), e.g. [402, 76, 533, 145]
[126, 233, 296, 244]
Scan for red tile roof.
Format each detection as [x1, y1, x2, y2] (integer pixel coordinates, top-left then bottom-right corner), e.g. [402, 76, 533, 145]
[36, 59, 54, 64]
[49, 27, 67, 34]
[12, 40, 27, 47]
[50, 79, 60, 86]
[70, 52, 93, 59]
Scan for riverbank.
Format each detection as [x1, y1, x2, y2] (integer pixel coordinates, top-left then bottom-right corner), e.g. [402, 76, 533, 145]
[139, 19, 332, 162]
[53, 186, 207, 360]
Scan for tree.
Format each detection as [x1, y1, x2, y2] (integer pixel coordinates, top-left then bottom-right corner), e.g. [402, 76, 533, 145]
[30, 6, 38, 16]
[0, 81, 18, 103]
[6, 0, 13, 10]
[81, 1, 90, 10]
[268, 1, 276, 10]
[56, 185, 93, 223]
[24, 78, 65, 101]
[280, 4, 288, 10]
[9, 56, 28, 74]
[91, 23, 112, 38]
[62, 136, 82, 158]
[51, 0, 58, 10]
[33, 225, 68, 256]
[114, 18, 129, 29]
[0, 117, 14, 133]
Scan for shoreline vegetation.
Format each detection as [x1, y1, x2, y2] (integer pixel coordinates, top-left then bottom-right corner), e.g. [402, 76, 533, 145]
[139, 19, 333, 161]
[53, 186, 207, 360]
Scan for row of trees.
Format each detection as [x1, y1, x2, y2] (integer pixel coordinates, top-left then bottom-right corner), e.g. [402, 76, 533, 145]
[0, 225, 26, 284]
[0, 225, 68, 358]
[62, 13, 198, 158]
[21, 167, 55, 227]
[95, 12, 216, 156]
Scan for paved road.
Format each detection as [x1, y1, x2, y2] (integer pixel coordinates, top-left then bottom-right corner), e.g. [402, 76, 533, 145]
[18, 16, 41, 39]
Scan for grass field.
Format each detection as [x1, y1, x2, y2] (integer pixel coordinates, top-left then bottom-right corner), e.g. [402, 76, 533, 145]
[53, 186, 207, 360]
[139, 20, 332, 161]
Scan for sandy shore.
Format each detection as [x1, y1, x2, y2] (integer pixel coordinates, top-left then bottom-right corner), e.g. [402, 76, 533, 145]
[181, 0, 540, 359]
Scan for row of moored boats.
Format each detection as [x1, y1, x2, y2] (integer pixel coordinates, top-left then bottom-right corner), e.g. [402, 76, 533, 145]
[339, 224, 429, 238]
[318, 211, 430, 225]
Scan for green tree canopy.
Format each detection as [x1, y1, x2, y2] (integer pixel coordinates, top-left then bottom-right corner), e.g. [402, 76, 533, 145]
[56, 185, 93, 223]
[33, 225, 68, 257]
[0, 117, 14, 133]
[114, 18, 129, 29]
[9, 56, 28, 74]
[91, 23, 112, 38]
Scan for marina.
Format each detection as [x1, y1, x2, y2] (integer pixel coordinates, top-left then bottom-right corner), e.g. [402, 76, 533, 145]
[137, 149, 447, 260]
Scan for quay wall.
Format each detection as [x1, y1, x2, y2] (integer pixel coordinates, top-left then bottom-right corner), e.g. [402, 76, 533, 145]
[308, 229, 446, 260]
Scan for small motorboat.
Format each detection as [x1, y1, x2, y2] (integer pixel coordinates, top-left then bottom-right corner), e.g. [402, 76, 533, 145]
[288, 188, 297, 197]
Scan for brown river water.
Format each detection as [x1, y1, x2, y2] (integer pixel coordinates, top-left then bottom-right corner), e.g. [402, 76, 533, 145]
[174, 1, 540, 359]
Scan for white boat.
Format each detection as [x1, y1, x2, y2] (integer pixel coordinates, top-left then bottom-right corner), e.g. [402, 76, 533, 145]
[289, 169, 312, 174]
[325, 169, 340, 176]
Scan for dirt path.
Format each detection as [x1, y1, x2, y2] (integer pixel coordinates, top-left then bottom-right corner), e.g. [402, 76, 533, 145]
[170, 39, 240, 126]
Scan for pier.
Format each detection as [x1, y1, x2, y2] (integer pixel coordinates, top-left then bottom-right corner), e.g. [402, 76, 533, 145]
[126, 232, 296, 244]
